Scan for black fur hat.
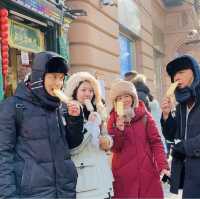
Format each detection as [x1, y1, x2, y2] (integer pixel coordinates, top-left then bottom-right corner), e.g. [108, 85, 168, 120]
[45, 57, 69, 74]
[166, 56, 194, 81]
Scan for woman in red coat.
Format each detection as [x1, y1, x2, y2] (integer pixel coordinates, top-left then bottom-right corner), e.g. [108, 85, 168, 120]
[107, 80, 169, 199]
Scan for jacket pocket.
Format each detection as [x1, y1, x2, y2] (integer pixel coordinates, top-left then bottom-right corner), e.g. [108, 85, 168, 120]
[75, 161, 98, 193]
[14, 160, 32, 194]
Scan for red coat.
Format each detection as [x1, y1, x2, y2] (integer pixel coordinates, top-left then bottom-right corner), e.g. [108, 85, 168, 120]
[107, 101, 168, 199]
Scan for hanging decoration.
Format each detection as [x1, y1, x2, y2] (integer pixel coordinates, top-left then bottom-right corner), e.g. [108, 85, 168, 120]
[0, 39, 4, 100]
[0, 8, 9, 90]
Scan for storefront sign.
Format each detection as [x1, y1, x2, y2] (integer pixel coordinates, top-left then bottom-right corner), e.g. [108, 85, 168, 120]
[9, 0, 64, 24]
[9, 20, 44, 53]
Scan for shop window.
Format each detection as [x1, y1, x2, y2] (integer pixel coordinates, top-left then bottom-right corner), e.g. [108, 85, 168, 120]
[119, 34, 134, 76]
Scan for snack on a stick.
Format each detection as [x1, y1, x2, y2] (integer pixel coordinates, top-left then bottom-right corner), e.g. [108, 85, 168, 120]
[166, 81, 178, 97]
[84, 99, 94, 112]
[99, 108, 107, 122]
[53, 89, 70, 104]
[116, 101, 124, 117]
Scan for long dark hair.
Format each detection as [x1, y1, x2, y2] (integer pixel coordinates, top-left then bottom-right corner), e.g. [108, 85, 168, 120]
[72, 80, 97, 120]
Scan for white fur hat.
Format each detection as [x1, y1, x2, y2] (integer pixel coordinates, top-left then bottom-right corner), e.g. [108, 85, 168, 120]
[109, 79, 139, 108]
[64, 72, 107, 120]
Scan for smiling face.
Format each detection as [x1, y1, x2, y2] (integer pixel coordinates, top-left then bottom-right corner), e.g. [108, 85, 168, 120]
[173, 68, 194, 89]
[76, 81, 94, 104]
[116, 94, 133, 109]
[44, 73, 65, 96]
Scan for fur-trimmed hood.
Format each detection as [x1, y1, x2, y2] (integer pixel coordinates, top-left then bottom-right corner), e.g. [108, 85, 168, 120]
[109, 79, 139, 108]
[166, 55, 200, 103]
[166, 55, 200, 83]
[64, 72, 107, 120]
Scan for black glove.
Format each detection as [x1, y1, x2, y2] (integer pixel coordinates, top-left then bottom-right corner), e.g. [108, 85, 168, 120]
[171, 141, 186, 160]
[161, 174, 171, 184]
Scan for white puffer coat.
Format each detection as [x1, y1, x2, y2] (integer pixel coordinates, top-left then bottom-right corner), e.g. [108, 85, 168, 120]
[65, 72, 114, 199]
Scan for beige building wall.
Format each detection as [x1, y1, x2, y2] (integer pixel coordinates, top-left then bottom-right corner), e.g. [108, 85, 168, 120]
[135, 0, 155, 96]
[163, 3, 200, 91]
[66, 0, 119, 106]
[66, 0, 200, 104]
[137, 0, 200, 99]
[135, 0, 165, 99]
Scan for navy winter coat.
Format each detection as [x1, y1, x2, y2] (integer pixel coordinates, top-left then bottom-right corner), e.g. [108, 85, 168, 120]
[161, 55, 200, 198]
[0, 52, 84, 198]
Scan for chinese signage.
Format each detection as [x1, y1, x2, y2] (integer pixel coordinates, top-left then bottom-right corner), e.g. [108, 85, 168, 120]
[9, 20, 44, 53]
[9, 0, 63, 24]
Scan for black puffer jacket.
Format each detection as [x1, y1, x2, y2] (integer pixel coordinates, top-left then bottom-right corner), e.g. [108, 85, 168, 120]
[0, 52, 83, 198]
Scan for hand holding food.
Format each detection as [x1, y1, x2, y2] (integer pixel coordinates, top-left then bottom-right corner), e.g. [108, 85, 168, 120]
[53, 89, 80, 116]
[99, 135, 111, 150]
[53, 89, 70, 104]
[166, 81, 178, 97]
[161, 97, 173, 120]
[116, 101, 124, 117]
[116, 116, 125, 131]
[67, 100, 81, 116]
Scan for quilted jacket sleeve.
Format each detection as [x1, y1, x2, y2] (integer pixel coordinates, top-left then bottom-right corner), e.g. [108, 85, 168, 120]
[161, 112, 177, 142]
[65, 113, 84, 149]
[0, 98, 17, 198]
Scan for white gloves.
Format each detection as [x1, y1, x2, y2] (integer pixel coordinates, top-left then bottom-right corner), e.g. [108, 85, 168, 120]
[85, 112, 101, 148]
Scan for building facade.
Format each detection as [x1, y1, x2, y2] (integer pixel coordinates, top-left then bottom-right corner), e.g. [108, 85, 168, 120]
[66, 0, 200, 104]
[1, 0, 199, 102]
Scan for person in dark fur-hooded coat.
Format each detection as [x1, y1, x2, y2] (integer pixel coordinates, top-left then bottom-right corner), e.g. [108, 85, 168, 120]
[161, 55, 200, 198]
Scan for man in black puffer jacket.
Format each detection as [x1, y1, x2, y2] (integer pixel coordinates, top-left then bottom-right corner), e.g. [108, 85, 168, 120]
[0, 51, 84, 198]
[161, 55, 200, 198]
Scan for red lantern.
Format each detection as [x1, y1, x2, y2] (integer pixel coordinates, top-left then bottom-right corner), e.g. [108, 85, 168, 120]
[0, 8, 9, 88]
[2, 65, 8, 77]
[0, 24, 8, 32]
[1, 51, 8, 59]
[1, 45, 8, 52]
[2, 64, 8, 70]
[0, 9, 8, 17]
[1, 39, 8, 45]
[1, 32, 8, 39]
[0, 17, 8, 25]
[2, 58, 8, 65]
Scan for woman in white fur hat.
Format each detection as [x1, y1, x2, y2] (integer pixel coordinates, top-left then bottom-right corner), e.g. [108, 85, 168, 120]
[64, 72, 114, 199]
[107, 80, 169, 199]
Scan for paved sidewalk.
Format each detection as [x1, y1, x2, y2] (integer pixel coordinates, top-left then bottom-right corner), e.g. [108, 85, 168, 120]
[163, 183, 182, 199]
